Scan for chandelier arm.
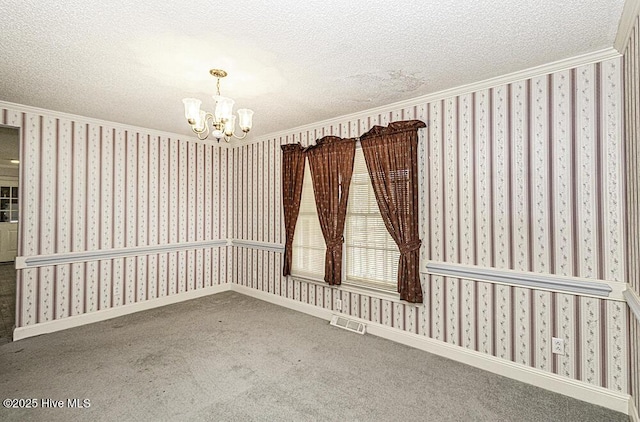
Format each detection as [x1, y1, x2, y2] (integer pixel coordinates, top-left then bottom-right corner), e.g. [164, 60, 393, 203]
[196, 130, 210, 141]
[231, 131, 249, 140]
[191, 111, 217, 138]
[191, 124, 209, 137]
[191, 122, 209, 139]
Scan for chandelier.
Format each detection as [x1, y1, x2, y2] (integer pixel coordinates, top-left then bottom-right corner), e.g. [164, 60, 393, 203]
[182, 69, 254, 142]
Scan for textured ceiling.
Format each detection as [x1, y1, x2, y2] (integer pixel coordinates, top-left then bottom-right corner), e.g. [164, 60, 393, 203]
[0, 0, 627, 140]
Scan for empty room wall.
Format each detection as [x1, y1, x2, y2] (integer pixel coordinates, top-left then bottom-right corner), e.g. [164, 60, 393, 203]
[230, 55, 630, 398]
[0, 104, 231, 335]
[622, 5, 640, 416]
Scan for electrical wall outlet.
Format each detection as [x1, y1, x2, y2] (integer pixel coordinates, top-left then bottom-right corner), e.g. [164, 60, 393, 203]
[552, 337, 565, 355]
[336, 299, 342, 311]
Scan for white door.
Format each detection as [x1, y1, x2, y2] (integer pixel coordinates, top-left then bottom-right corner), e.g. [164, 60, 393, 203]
[0, 180, 18, 262]
[0, 222, 18, 262]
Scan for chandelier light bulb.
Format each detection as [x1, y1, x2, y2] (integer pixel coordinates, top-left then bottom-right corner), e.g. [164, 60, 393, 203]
[237, 109, 254, 132]
[213, 95, 234, 121]
[224, 116, 236, 137]
[182, 98, 202, 124]
[194, 110, 206, 132]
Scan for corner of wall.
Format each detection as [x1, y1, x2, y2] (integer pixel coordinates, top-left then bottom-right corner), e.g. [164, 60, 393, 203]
[614, 0, 640, 52]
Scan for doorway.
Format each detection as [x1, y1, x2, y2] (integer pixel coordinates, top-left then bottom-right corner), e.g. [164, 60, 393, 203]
[0, 126, 19, 344]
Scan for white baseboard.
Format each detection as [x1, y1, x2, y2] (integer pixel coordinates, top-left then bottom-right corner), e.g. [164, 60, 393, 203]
[235, 286, 630, 415]
[233, 285, 334, 321]
[10, 282, 632, 415]
[12, 284, 232, 341]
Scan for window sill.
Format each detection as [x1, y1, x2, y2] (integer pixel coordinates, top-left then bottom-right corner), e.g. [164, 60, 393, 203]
[342, 278, 397, 297]
[289, 273, 422, 307]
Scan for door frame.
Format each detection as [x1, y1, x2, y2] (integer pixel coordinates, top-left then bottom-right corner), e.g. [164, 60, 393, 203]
[0, 123, 21, 339]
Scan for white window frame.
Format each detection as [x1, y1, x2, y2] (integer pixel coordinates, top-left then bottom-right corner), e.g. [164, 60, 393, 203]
[291, 145, 399, 294]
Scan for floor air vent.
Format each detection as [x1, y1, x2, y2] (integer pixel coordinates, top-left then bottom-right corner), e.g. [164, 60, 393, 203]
[330, 315, 366, 335]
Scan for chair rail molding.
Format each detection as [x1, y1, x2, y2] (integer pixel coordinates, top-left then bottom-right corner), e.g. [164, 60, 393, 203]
[624, 288, 640, 323]
[231, 239, 285, 253]
[425, 261, 625, 300]
[15, 239, 230, 269]
[224, 242, 627, 301]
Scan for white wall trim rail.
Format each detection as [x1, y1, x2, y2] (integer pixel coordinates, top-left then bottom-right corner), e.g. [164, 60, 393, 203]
[13, 284, 232, 341]
[614, 0, 640, 52]
[624, 288, 640, 323]
[225, 241, 626, 301]
[426, 261, 625, 300]
[15, 239, 229, 269]
[0, 100, 202, 143]
[231, 239, 285, 253]
[232, 284, 630, 414]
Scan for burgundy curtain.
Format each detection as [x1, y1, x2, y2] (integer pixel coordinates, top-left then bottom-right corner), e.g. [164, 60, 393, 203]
[305, 136, 356, 285]
[359, 120, 426, 303]
[281, 143, 306, 276]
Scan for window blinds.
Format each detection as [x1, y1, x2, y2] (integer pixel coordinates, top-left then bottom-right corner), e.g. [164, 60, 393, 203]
[345, 149, 399, 287]
[292, 149, 399, 288]
[291, 161, 326, 279]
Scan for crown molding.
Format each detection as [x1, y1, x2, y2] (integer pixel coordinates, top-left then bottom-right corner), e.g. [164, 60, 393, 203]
[238, 47, 620, 148]
[614, 0, 640, 53]
[0, 100, 222, 147]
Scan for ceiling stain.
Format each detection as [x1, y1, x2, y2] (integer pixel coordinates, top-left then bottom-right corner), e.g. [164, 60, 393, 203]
[339, 70, 426, 103]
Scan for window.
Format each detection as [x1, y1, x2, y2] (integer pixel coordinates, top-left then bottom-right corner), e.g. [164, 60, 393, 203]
[0, 186, 18, 223]
[291, 162, 325, 279]
[292, 148, 398, 290]
[344, 150, 398, 288]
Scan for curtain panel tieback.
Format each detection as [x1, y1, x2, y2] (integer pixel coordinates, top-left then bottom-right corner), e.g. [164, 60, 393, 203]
[399, 239, 421, 256]
[325, 237, 343, 251]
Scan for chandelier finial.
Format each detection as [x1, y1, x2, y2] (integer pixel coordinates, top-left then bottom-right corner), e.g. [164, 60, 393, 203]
[209, 69, 227, 78]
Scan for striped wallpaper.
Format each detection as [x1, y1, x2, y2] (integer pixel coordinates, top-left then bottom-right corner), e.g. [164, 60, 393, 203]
[623, 9, 640, 415]
[0, 105, 231, 328]
[424, 66, 624, 281]
[231, 57, 630, 395]
[0, 37, 635, 405]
